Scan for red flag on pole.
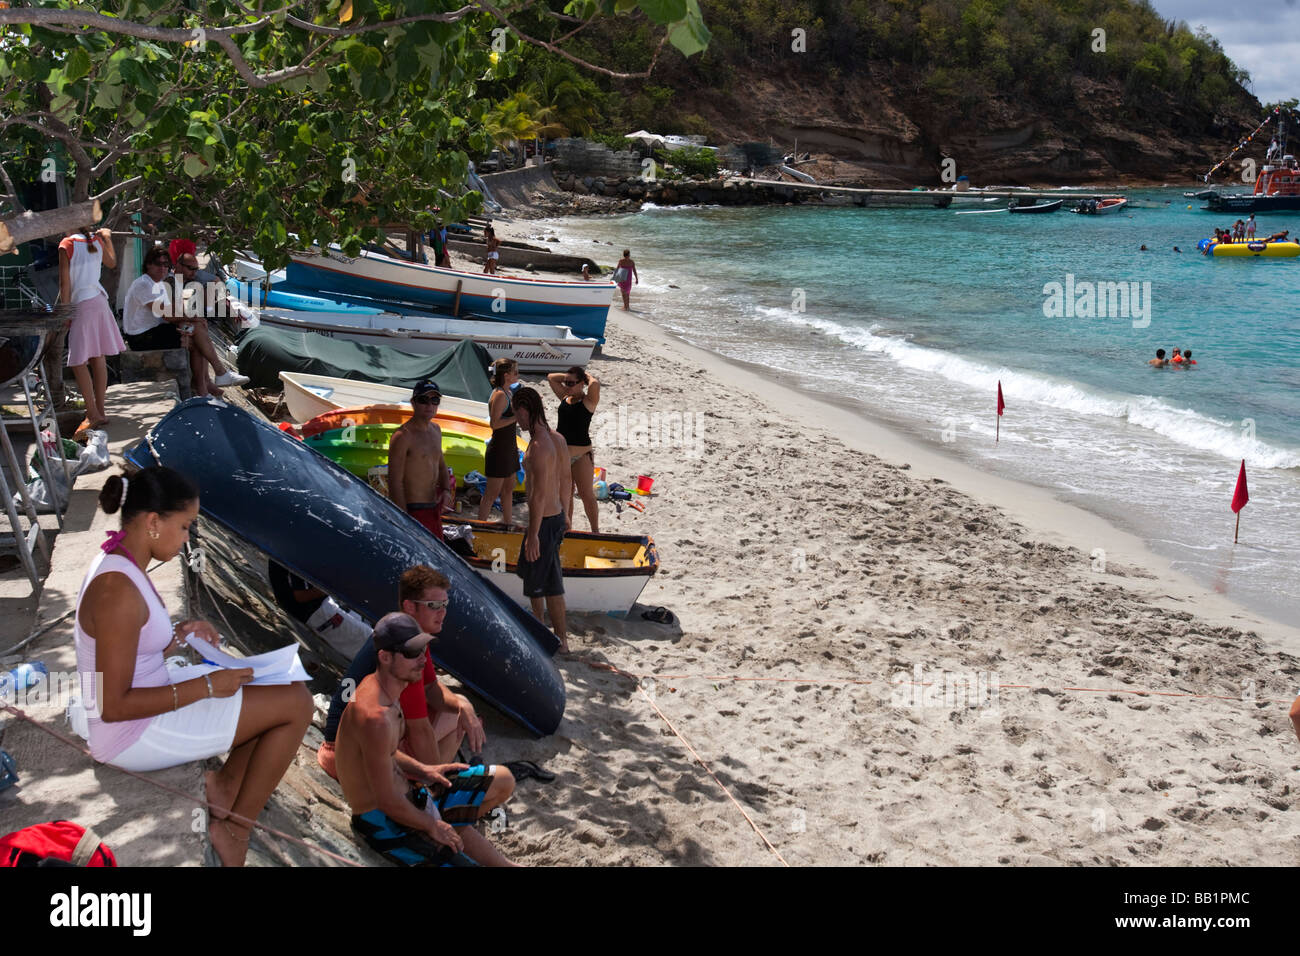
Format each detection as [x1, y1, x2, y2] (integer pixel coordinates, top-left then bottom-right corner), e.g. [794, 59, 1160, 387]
[1231, 460, 1249, 513]
[996, 381, 1005, 442]
[1231, 459, 1248, 544]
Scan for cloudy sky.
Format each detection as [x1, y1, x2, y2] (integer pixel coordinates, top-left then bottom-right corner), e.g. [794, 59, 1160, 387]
[1154, 0, 1299, 106]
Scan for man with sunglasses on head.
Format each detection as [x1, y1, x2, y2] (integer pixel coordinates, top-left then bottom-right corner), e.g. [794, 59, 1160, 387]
[318, 567, 508, 801]
[390, 379, 454, 540]
[334, 611, 516, 866]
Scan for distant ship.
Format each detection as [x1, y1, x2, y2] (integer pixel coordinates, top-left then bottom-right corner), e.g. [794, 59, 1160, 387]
[1203, 111, 1300, 213]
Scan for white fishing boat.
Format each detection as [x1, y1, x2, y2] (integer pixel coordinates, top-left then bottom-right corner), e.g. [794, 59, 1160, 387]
[278, 371, 489, 423]
[256, 308, 598, 373]
[286, 248, 613, 341]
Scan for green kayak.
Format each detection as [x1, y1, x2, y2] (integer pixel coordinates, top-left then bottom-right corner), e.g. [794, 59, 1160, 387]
[304, 422, 524, 491]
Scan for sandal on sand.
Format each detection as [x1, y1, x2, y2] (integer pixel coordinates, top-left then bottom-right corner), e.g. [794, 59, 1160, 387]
[641, 606, 676, 626]
[504, 760, 556, 784]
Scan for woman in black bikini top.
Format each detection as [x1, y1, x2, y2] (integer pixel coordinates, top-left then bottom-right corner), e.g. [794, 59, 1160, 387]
[547, 365, 601, 533]
[479, 358, 520, 524]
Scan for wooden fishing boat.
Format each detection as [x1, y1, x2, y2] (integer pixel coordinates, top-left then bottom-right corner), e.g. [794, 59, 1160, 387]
[279, 371, 488, 424]
[256, 308, 598, 373]
[442, 517, 660, 618]
[286, 248, 613, 342]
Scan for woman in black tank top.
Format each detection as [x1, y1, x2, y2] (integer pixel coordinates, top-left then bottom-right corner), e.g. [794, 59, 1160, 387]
[479, 358, 520, 524]
[547, 365, 601, 532]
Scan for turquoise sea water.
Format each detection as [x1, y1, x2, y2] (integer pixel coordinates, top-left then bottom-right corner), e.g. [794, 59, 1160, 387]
[541, 191, 1300, 624]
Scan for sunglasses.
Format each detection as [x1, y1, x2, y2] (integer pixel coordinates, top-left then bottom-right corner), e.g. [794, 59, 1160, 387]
[412, 598, 449, 611]
[413, 395, 440, 405]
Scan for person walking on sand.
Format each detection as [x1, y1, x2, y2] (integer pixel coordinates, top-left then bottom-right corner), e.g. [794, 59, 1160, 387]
[612, 249, 638, 311]
[390, 379, 453, 540]
[334, 613, 516, 866]
[75, 467, 313, 866]
[57, 227, 125, 434]
[512, 387, 570, 652]
[479, 359, 520, 525]
[483, 225, 500, 275]
[547, 366, 601, 533]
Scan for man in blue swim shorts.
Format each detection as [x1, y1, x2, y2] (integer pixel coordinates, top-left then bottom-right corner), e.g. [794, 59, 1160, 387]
[334, 613, 517, 866]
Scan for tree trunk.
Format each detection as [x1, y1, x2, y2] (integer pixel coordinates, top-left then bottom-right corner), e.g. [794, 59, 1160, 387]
[0, 200, 102, 255]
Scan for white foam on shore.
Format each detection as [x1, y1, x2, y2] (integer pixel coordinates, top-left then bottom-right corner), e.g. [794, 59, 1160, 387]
[752, 304, 1300, 470]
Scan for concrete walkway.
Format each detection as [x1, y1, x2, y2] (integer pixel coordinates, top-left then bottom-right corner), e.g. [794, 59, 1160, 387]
[0, 381, 210, 864]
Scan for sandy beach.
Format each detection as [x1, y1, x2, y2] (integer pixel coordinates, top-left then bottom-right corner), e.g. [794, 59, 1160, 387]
[5, 255, 1299, 869]
[464, 299, 1300, 866]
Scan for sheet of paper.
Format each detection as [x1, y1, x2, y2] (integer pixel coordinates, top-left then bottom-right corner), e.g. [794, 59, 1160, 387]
[185, 635, 308, 683]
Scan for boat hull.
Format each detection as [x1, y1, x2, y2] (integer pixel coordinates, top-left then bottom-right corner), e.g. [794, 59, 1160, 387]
[1203, 193, 1300, 213]
[279, 372, 488, 423]
[126, 398, 565, 736]
[287, 250, 613, 342]
[257, 309, 597, 373]
[444, 518, 659, 618]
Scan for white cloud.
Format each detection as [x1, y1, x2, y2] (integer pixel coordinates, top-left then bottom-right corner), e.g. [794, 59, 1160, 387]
[1154, 0, 1300, 104]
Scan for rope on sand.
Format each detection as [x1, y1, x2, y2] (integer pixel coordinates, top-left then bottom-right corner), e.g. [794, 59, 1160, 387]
[635, 682, 790, 867]
[0, 700, 362, 868]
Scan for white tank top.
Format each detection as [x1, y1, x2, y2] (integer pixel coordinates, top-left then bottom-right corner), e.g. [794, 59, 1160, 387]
[60, 235, 108, 305]
[74, 551, 173, 762]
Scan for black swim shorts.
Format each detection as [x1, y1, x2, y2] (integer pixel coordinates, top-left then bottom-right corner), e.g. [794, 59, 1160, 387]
[516, 512, 566, 598]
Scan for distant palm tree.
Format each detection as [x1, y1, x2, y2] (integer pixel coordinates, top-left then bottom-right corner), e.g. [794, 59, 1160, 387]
[485, 91, 566, 166]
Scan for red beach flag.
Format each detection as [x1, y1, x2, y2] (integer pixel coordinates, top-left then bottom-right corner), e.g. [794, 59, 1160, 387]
[1231, 460, 1248, 544]
[1231, 460, 1249, 513]
[996, 381, 1005, 442]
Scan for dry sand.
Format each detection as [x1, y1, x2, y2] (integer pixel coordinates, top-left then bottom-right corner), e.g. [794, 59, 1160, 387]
[467, 303, 1300, 866]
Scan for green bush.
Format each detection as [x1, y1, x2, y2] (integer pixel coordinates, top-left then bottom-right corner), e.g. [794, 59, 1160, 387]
[664, 146, 718, 177]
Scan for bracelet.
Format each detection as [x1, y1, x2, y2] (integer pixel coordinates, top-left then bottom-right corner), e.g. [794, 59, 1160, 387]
[171, 684, 179, 711]
[204, 675, 214, 699]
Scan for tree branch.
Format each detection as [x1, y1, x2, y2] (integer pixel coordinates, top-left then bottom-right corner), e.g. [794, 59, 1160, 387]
[476, 2, 669, 80]
[282, 6, 479, 36]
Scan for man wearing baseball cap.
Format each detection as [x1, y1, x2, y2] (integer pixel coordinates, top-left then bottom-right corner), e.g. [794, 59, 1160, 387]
[389, 379, 454, 540]
[334, 612, 516, 866]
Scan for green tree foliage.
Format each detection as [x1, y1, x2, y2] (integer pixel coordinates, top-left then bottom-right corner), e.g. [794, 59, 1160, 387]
[0, 0, 711, 264]
[664, 145, 717, 176]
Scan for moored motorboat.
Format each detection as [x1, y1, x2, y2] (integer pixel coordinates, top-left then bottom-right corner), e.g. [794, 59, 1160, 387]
[1073, 197, 1128, 215]
[279, 371, 488, 423]
[256, 308, 597, 373]
[1008, 199, 1063, 214]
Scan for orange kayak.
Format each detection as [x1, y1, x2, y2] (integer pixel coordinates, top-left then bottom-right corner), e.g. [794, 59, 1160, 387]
[300, 404, 493, 441]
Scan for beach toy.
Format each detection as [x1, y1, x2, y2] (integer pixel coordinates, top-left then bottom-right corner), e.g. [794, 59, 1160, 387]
[9, 661, 47, 691]
[595, 466, 607, 482]
[595, 480, 609, 500]
[0, 750, 17, 792]
[635, 475, 654, 495]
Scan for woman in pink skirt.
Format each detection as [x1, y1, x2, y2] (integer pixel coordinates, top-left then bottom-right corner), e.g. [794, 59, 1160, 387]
[58, 227, 126, 430]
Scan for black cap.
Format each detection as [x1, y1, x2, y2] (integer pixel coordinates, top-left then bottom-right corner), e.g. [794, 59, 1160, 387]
[411, 379, 441, 402]
[372, 612, 435, 654]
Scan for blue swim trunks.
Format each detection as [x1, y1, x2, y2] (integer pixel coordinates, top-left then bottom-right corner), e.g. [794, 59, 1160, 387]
[413, 764, 495, 826]
[349, 765, 495, 866]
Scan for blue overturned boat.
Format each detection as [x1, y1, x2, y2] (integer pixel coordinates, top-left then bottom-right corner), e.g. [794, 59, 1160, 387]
[127, 398, 565, 737]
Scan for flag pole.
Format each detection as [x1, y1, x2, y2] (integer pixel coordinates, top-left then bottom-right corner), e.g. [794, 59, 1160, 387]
[1234, 511, 1240, 544]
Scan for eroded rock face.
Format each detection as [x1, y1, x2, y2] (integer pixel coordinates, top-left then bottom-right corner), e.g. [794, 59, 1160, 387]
[666, 63, 1259, 186]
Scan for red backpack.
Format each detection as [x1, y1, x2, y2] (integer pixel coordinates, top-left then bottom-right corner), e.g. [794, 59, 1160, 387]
[0, 821, 117, 867]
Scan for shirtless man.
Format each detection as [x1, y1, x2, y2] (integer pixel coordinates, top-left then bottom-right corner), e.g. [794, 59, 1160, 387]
[335, 612, 515, 866]
[389, 380, 452, 540]
[511, 386, 570, 652]
[1148, 349, 1168, 368]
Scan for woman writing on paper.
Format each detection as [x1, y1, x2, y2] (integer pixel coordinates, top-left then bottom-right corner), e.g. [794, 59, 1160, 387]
[74, 466, 312, 866]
